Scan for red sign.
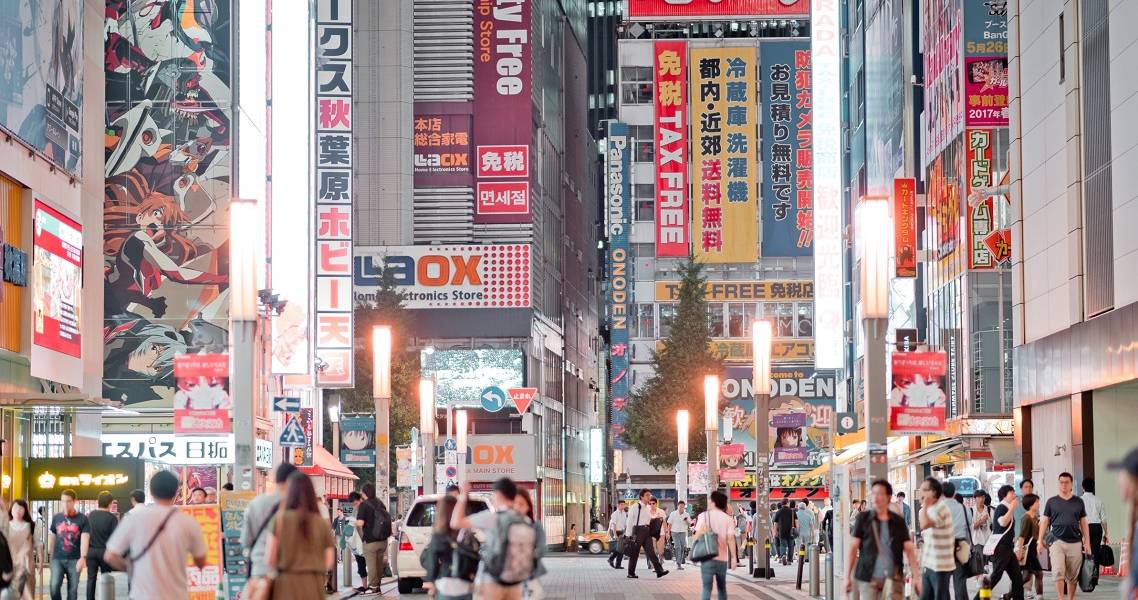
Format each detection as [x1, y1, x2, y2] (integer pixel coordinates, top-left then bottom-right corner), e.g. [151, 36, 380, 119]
[889, 351, 948, 434]
[984, 229, 1011, 264]
[654, 41, 689, 257]
[629, 0, 810, 19]
[477, 181, 530, 215]
[413, 110, 472, 186]
[967, 129, 998, 269]
[894, 178, 917, 278]
[32, 200, 82, 359]
[174, 354, 231, 434]
[964, 56, 1008, 127]
[476, 145, 529, 178]
[508, 387, 538, 415]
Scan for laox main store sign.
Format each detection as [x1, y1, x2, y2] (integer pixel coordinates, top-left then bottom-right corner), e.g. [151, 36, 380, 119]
[355, 245, 532, 309]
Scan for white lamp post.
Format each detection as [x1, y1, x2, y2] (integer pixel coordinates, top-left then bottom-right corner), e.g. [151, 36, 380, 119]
[752, 319, 773, 578]
[230, 198, 259, 492]
[704, 374, 720, 500]
[419, 379, 436, 495]
[859, 197, 890, 482]
[456, 409, 469, 487]
[677, 410, 690, 504]
[372, 326, 392, 506]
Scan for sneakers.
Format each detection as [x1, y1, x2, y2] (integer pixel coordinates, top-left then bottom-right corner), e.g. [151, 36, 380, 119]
[627, 574, 639, 579]
[355, 586, 370, 593]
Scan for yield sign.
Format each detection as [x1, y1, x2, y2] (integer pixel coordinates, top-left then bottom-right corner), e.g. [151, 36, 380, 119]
[508, 387, 538, 415]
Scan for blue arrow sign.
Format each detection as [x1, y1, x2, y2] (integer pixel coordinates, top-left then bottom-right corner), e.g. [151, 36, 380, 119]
[273, 397, 301, 413]
[279, 415, 307, 447]
[480, 386, 507, 413]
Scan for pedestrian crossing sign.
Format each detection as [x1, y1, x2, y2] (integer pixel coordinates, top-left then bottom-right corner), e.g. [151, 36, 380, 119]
[279, 414, 307, 447]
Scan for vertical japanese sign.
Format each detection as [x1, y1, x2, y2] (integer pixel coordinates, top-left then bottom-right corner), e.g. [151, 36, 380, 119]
[31, 199, 83, 388]
[922, 0, 964, 164]
[894, 178, 917, 277]
[653, 41, 689, 257]
[963, 0, 1008, 127]
[813, 0, 844, 370]
[220, 491, 255, 600]
[761, 41, 813, 257]
[341, 415, 377, 467]
[473, 0, 532, 224]
[889, 351, 948, 434]
[183, 504, 223, 600]
[173, 354, 232, 434]
[966, 129, 998, 269]
[606, 121, 631, 449]
[690, 47, 758, 264]
[314, 0, 354, 387]
[413, 108, 473, 186]
[287, 408, 315, 467]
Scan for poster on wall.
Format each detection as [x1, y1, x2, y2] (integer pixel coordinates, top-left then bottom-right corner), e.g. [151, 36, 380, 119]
[341, 415, 376, 467]
[771, 412, 808, 464]
[688, 462, 709, 495]
[963, 0, 1008, 126]
[181, 504, 222, 600]
[719, 443, 745, 482]
[653, 41, 689, 257]
[30, 198, 83, 387]
[103, 1, 232, 406]
[606, 121, 631, 448]
[1, 0, 84, 172]
[929, 142, 963, 259]
[395, 446, 415, 488]
[889, 351, 948, 434]
[760, 40, 813, 257]
[894, 178, 917, 277]
[174, 466, 221, 505]
[173, 354, 231, 434]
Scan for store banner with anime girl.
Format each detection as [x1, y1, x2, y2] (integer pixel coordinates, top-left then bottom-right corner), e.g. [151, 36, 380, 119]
[719, 443, 745, 482]
[173, 353, 231, 434]
[889, 351, 948, 434]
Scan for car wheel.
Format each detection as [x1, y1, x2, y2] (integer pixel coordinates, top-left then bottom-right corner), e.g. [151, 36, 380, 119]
[589, 540, 604, 554]
[397, 578, 415, 594]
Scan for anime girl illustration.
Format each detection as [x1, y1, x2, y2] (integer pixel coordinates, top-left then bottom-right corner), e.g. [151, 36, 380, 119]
[774, 427, 802, 448]
[103, 315, 227, 406]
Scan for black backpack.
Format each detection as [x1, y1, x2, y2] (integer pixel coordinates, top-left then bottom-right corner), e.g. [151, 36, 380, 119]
[368, 500, 393, 541]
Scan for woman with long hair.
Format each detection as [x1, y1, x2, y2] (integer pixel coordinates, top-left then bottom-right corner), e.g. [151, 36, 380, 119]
[8, 500, 35, 600]
[265, 471, 335, 600]
[1018, 494, 1044, 600]
[514, 488, 547, 600]
[420, 495, 477, 600]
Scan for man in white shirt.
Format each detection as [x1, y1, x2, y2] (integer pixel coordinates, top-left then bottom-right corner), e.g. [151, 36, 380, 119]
[626, 489, 669, 579]
[608, 503, 629, 569]
[1082, 477, 1108, 567]
[667, 501, 691, 570]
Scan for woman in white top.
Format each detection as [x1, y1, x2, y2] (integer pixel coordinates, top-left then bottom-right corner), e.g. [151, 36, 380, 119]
[971, 490, 994, 546]
[8, 500, 35, 600]
[695, 491, 736, 600]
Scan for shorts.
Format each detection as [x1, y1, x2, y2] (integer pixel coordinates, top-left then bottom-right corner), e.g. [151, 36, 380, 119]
[1048, 540, 1083, 583]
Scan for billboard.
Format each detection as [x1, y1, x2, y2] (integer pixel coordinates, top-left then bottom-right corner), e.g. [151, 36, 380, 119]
[963, 0, 1008, 127]
[465, 434, 537, 482]
[894, 178, 917, 277]
[655, 279, 813, 302]
[354, 244, 532, 309]
[889, 351, 948, 434]
[173, 353, 231, 434]
[473, 0, 532, 224]
[30, 199, 82, 387]
[812, 0, 844, 370]
[690, 47, 758, 263]
[922, 0, 964, 164]
[865, 0, 906, 197]
[628, 0, 810, 19]
[966, 129, 999, 269]
[26, 457, 145, 501]
[1, 0, 83, 173]
[181, 504, 222, 600]
[771, 411, 808, 464]
[606, 122, 631, 449]
[420, 349, 524, 408]
[101, 433, 235, 465]
[413, 110, 473, 186]
[103, 1, 232, 406]
[929, 140, 963, 259]
[653, 41, 689, 257]
[760, 41, 813, 257]
[341, 416, 377, 467]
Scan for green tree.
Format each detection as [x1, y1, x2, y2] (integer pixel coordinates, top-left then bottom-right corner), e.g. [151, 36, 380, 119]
[623, 259, 722, 470]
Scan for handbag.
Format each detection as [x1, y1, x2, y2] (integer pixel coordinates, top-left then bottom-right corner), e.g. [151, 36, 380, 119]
[663, 540, 674, 561]
[1016, 537, 1032, 566]
[1078, 553, 1097, 592]
[689, 531, 719, 563]
[959, 504, 986, 577]
[983, 525, 1012, 556]
[1097, 544, 1116, 567]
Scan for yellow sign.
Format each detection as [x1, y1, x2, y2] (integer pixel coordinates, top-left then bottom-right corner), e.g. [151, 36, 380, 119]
[656, 339, 813, 362]
[182, 504, 222, 600]
[690, 47, 759, 263]
[655, 280, 814, 302]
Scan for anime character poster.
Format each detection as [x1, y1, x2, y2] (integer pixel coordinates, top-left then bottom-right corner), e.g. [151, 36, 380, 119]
[341, 416, 377, 467]
[770, 412, 808, 464]
[889, 351, 948, 434]
[103, 1, 232, 407]
[173, 353, 231, 434]
[719, 443, 745, 482]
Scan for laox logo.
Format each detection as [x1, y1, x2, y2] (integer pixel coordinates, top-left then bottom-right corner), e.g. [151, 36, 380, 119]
[354, 254, 483, 287]
[415, 153, 469, 167]
[471, 444, 514, 465]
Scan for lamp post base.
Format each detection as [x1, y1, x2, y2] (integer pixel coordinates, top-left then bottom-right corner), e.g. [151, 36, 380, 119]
[752, 567, 776, 578]
[753, 549, 773, 579]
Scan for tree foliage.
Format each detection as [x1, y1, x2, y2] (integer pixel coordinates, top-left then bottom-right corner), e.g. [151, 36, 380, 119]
[624, 259, 722, 470]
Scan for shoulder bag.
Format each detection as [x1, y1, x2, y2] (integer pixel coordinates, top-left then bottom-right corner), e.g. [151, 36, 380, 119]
[244, 503, 280, 578]
[247, 503, 287, 600]
[960, 505, 987, 577]
[866, 516, 889, 591]
[689, 513, 721, 564]
[983, 519, 1013, 556]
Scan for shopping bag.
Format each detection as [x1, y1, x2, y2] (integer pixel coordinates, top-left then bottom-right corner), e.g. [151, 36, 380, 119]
[689, 532, 719, 563]
[1079, 553, 1097, 592]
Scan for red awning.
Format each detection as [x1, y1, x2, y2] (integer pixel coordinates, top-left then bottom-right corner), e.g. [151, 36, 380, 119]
[770, 489, 786, 499]
[809, 489, 830, 500]
[789, 488, 810, 499]
[300, 445, 359, 481]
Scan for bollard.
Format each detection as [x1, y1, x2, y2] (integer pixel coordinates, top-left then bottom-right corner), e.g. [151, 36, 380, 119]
[809, 543, 821, 596]
[342, 546, 353, 589]
[796, 543, 806, 590]
[979, 574, 992, 600]
[825, 550, 834, 600]
[98, 573, 115, 600]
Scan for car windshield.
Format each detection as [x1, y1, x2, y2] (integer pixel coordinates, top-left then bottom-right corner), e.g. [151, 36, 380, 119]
[406, 498, 489, 528]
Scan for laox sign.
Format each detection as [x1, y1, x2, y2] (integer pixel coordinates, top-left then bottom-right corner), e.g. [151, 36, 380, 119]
[471, 444, 513, 464]
[354, 244, 532, 310]
[371, 254, 482, 286]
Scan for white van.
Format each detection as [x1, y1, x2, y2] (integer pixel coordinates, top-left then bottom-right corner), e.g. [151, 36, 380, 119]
[394, 493, 492, 594]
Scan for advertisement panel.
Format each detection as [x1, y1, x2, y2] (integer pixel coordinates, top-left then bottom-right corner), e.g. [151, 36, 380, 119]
[27, 457, 144, 501]
[606, 121, 631, 448]
[659, 339, 815, 363]
[628, 0, 810, 19]
[653, 41, 689, 257]
[688, 462, 709, 495]
[889, 351, 948, 434]
[812, 0, 844, 369]
[420, 349, 524, 408]
[173, 354, 231, 434]
[396, 446, 416, 488]
[341, 416, 377, 467]
[966, 129, 1000, 269]
[354, 244, 532, 309]
[1, 0, 83, 172]
[690, 47, 758, 263]
[220, 491, 256, 600]
[465, 434, 537, 482]
[473, 0, 532, 224]
[963, 0, 1008, 126]
[31, 199, 82, 387]
[922, 0, 964, 164]
[865, 0, 905, 197]
[894, 178, 917, 277]
[182, 504, 223, 600]
[760, 41, 813, 257]
[101, 434, 235, 465]
[655, 280, 813, 302]
[104, 1, 232, 405]
[720, 443, 746, 482]
[413, 110, 473, 186]
[771, 412, 808, 464]
[174, 466, 221, 505]
[929, 140, 963, 258]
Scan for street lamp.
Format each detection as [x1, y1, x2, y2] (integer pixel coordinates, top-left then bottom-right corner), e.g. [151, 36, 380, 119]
[419, 379, 436, 495]
[859, 197, 890, 482]
[456, 409, 469, 487]
[328, 394, 342, 459]
[230, 198, 259, 492]
[704, 374, 720, 499]
[676, 410, 690, 504]
[752, 319, 773, 578]
[372, 326, 392, 506]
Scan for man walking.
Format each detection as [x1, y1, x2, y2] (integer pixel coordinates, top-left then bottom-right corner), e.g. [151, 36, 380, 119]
[625, 489, 668, 579]
[667, 501, 691, 570]
[241, 463, 297, 584]
[796, 500, 816, 553]
[1038, 472, 1092, 600]
[82, 492, 119, 600]
[918, 477, 956, 600]
[845, 480, 922, 600]
[608, 503, 628, 569]
[774, 500, 796, 565]
[940, 481, 971, 600]
[49, 489, 89, 600]
[897, 492, 913, 530]
[355, 482, 394, 594]
[1081, 478, 1108, 568]
[1015, 479, 1035, 536]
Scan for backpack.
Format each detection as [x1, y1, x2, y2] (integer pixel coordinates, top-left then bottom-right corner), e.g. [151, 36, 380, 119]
[367, 500, 393, 541]
[483, 511, 538, 585]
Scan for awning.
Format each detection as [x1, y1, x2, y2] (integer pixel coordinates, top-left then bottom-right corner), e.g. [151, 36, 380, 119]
[810, 489, 830, 500]
[770, 489, 786, 499]
[300, 445, 359, 500]
[894, 438, 965, 468]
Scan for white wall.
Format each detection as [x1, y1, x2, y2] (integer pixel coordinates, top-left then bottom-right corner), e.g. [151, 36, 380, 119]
[1028, 396, 1073, 500]
[1090, 382, 1138, 544]
[1107, 0, 1138, 307]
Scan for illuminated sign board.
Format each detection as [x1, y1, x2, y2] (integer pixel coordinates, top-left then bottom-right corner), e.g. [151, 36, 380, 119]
[354, 244, 532, 309]
[628, 0, 810, 20]
[101, 434, 236, 466]
[30, 198, 83, 388]
[27, 457, 144, 501]
[465, 434, 538, 482]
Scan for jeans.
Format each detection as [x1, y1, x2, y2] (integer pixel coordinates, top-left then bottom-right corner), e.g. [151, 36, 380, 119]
[780, 535, 795, 563]
[85, 556, 111, 600]
[363, 540, 388, 588]
[50, 558, 79, 600]
[672, 533, 687, 567]
[700, 559, 728, 600]
[921, 568, 952, 600]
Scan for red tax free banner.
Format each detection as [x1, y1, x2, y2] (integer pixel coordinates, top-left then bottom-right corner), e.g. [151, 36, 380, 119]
[654, 41, 690, 257]
[629, 0, 810, 19]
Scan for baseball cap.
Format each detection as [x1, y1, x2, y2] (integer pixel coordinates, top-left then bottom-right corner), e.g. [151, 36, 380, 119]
[1106, 447, 1138, 476]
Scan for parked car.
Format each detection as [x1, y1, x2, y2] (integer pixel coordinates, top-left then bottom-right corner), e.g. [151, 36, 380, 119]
[394, 493, 492, 595]
[577, 530, 612, 554]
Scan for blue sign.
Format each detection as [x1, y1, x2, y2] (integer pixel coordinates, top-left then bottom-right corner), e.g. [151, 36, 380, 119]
[272, 397, 301, 413]
[605, 121, 631, 449]
[279, 415, 307, 447]
[760, 40, 813, 257]
[444, 438, 457, 451]
[480, 386, 507, 412]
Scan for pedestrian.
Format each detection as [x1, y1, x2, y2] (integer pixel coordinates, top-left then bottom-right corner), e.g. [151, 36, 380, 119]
[622, 489, 669, 579]
[1037, 472, 1092, 600]
[977, 485, 1023, 600]
[694, 490, 735, 600]
[822, 500, 835, 551]
[774, 500, 796, 565]
[607, 503, 628, 569]
[668, 501, 691, 570]
[126, 489, 144, 515]
[797, 501, 817, 552]
[354, 482, 394, 594]
[83, 491, 119, 600]
[263, 471, 336, 600]
[1018, 493, 1044, 600]
[897, 492, 913, 530]
[1108, 448, 1138, 600]
[1081, 478, 1108, 569]
[451, 479, 539, 599]
[48, 489, 89, 600]
[9, 499, 35, 600]
[918, 477, 956, 600]
[103, 470, 208, 600]
[940, 481, 971, 600]
[973, 490, 995, 548]
[1015, 480, 1035, 536]
[421, 495, 477, 600]
[241, 463, 297, 588]
[347, 491, 368, 586]
[514, 488, 546, 600]
[649, 499, 667, 559]
[844, 480, 922, 600]
[566, 523, 578, 552]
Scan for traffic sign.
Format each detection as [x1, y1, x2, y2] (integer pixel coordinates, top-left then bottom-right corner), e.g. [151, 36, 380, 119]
[273, 397, 301, 413]
[836, 412, 858, 435]
[480, 386, 507, 412]
[508, 387, 538, 415]
[279, 414, 307, 447]
[444, 438, 457, 451]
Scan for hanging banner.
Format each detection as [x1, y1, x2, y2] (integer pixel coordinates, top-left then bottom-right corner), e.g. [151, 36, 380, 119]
[31, 198, 83, 388]
[889, 351, 948, 434]
[396, 447, 415, 488]
[688, 462, 709, 495]
[771, 411, 808, 464]
[287, 408, 315, 467]
[220, 491, 255, 600]
[607, 121, 632, 448]
[760, 40, 813, 257]
[182, 504, 223, 600]
[173, 354, 231, 434]
[812, 0, 844, 370]
[963, 0, 1008, 126]
[341, 416, 377, 467]
[922, 0, 964, 164]
[690, 47, 758, 263]
[720, 443, 746, 482]
[966, 129, 999, 269]
[894, 178, 917, 277]
[653, 41, 690, 257]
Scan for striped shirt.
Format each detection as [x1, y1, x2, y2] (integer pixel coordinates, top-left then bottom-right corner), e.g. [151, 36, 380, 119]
[921, 499, 957, 572]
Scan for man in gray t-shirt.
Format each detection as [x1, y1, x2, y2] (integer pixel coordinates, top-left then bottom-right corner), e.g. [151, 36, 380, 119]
[240, 463, 296, 578]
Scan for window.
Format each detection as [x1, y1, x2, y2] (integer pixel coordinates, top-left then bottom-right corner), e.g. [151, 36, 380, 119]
[620, 68, 653, 105]
[659, 303, 677, 338]
[727, 303, 746, 338]
[635, 138, 654, 162]
[765, 303, 795, 337]
[796, 303, 814, 337]
[635, 199, 654, 222]
[706, 303, 724, 338]
[1059, 12, 1065, 83]
[636, 304, 655, 338]
[634, 183, 655, 198]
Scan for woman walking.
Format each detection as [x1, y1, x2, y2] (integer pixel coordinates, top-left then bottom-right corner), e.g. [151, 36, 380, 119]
[1018, 494, 1044, 600]
[264, 471, 335, 600]
[8, 500, 35, 600]
[515, 488, 547, 600]
[420, 495, 476, 600]
[695, 490, 736, 600]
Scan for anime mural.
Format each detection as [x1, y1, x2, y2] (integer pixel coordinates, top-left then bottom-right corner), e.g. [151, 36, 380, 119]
[103, 1, 232, 407]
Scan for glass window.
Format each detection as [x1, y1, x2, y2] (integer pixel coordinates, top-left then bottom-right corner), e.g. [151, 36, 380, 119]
[635, 139, 654, 162]
[634, 183, 654, 198]
[728, 303, 746, 338]
[660, 303, 677, 338]
[636, 304, 655, 338]
[706, 303, 724, 338]
[796, 303, 814, 337]
[621, 82, 652, 105]
[775, 303, 795, 337]
[635, 200, 654, 222]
